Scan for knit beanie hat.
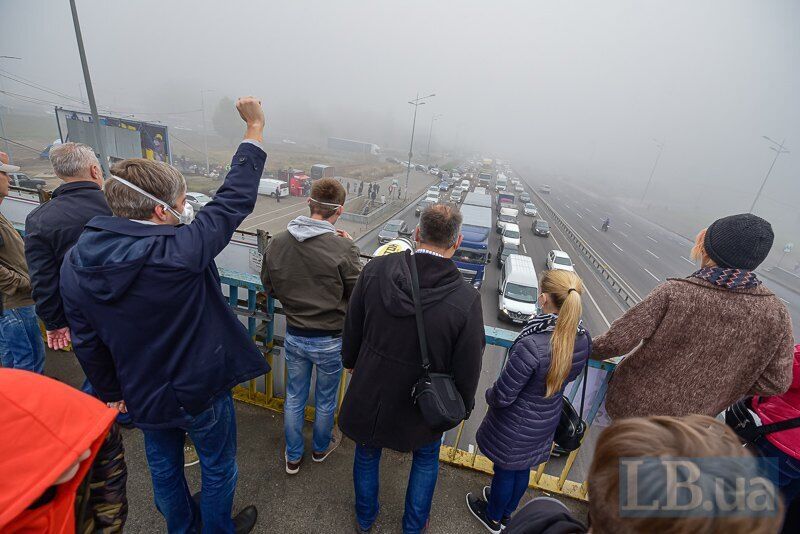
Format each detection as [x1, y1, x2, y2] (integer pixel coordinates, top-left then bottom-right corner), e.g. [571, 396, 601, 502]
[704, 213, 774, 270]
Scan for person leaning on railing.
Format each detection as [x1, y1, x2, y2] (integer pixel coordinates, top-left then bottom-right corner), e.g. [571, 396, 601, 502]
[590, 213, 794, 420]
[59, 97, 269, 534]
[465, 270, 591, 534]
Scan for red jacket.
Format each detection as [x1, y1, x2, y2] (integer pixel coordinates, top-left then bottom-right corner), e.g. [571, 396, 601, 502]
[0, 369, 117, 532]
[753, 344, 800, 459]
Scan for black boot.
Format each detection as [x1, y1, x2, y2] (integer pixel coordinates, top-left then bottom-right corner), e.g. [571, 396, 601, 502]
[233, 505, 258, 534]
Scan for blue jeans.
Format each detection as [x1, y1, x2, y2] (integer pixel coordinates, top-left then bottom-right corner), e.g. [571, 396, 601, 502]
[487, 465, 530, 521]
[354, 440, 441, 533]
[755, 438, 800, 501]
[0, 305, 45, 373]
[142, 392, 238, 534]
[284, 333, 343, 462]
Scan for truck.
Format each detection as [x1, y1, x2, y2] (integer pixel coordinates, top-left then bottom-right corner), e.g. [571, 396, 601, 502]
[495, 173, 508, 192]
[478, 172, 492, 188]
[462, 192, 492, 209]
[310, 164, 335, 180]
[452, 203, 493, 289]
[497, 191, 516, 210]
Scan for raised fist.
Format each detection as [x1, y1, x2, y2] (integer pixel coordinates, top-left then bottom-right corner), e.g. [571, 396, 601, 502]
[236, 96, 265, 128]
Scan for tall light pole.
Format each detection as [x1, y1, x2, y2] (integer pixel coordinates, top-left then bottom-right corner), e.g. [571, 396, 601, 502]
[404, 92, 435, 200]
[750, 136, 790, 213]
[200, 89, 214, 176]
[69, 0, 110, 177]
[640, 138, 665, 202]
[426, 113, 442, 159]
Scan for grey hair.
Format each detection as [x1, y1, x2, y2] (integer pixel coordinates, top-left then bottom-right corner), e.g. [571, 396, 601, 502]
[105, 159, 186, 220]
[49, 142, 99, 178]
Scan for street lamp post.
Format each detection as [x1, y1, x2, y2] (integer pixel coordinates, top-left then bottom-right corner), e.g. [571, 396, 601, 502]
[200, 89, 214, 177]
[68, 0, 110, 177]
[404, 92, 435, 201]
[426, 113, 442, 160]
[750, 136, 790, 213]
[641, 139, 664, 202]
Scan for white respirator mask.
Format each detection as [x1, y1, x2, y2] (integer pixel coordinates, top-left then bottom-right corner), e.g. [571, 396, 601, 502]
[110, 174, 195, 225]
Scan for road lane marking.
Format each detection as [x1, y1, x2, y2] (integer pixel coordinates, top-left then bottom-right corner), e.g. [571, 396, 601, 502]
[624, 222, 632, 228]
[612, 243, 624, 252]
[618, 231, 629, 237]
[680, 256, 694, 264]
[646, 249, 659, 259]
[564, 204, 571, 209]
[548, 229, 612, 327]
[646, 235, 658, 243]
[591, 225, 599, 232]
[780, 297, 789, 305]
[522, 244, 527, 254]
[643, 267, 661, 281]
[576, 212, 583, 219]
[585, 207, 592, 213]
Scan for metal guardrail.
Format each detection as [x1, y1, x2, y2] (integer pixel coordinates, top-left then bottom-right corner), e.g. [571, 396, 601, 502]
[531, 189, 642, 308]
[220, 267, 617, 502]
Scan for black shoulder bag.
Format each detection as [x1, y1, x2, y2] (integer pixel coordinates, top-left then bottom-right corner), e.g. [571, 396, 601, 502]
[725, 397, 800, 448]
[553, 333, 592, 455]
[409, 253, 467, 433]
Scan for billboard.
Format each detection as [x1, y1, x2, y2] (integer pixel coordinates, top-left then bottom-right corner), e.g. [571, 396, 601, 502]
[55, 107, 171, 163]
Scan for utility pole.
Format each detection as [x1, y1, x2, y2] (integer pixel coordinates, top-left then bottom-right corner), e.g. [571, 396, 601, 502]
[640, 139, 664, 202]
[69, 0, 110, 177]
[200, 89, 213, 176]
[404, 92, 435, 200]
[426, 113, 442, 160]
[0, 56, 22, 161]
[750, 136, 790, 213]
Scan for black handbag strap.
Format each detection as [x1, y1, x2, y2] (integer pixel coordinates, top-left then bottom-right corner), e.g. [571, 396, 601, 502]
[409, 252, 431, 372]
[577, 333, 592, 419]
[758, 415, 800, 436]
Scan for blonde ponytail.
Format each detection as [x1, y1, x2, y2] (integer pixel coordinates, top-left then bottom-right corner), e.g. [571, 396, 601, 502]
[541, 270, 584, 397]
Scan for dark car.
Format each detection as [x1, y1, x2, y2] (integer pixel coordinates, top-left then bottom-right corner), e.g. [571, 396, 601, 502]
[415, 199, 434, 217]
[496, 241, 520, 268]
[533, 219, 550, 237]
[378, 219, 411, 244]
[438, 181, 450, 191]
[519, 192, 531, 202]
[9, 172, 46, 190]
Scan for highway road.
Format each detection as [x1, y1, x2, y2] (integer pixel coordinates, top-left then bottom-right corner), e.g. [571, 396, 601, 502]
[523, 176, 800, 341]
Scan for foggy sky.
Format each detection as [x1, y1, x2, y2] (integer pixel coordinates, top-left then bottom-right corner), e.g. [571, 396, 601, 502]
[2, 0, 799, 218]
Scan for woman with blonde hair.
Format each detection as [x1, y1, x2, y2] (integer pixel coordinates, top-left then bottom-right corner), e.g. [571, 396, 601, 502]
[466, 269, 591, 533]
[591, 213, 794, 420]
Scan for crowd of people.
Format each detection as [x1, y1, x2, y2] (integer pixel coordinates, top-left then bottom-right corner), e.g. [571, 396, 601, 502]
[0, 96, 798, 533]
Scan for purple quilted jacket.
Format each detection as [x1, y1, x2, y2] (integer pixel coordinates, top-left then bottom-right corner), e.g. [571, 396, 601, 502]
[476, 330, 590, 470]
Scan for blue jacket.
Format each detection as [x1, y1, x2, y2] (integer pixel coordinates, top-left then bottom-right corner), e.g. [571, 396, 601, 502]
[60, 142, 270, 429]
[476, 330, 590, 470]
[24, 181, 112, 330]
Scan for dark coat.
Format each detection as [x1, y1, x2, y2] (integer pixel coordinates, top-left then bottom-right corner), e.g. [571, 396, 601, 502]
[60, 142, 270, 429]
[24, 181, 112, 330]
[339, 251, 485, 452]
[476, 328, 590, 470]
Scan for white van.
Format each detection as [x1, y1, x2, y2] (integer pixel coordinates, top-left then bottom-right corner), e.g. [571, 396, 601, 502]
[460, 179, 470, 191]
[496, 206, 519, 233]
[502, 222, 521, 246]
[498, 254, 539, 324]
[258, 178, 289, 197]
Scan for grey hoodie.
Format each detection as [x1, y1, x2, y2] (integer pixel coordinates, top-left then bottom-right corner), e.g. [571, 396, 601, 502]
[287, 215, 335, 242]
[262, 215, 362, 333]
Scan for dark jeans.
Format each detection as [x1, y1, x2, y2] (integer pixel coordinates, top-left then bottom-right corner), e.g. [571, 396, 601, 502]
[487, 465, 530, 521]
[755, 438, 800, 501]
[354, 440, 441, 534]
[142, 392, 238, 534]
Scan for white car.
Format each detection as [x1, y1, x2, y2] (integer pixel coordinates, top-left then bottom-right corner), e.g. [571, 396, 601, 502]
[502, 223, 521, 247]
[514, 184, 524, 192]
[427, 185, 440, 196]
[547, 250, 574, 272]
[425, 193, 439, 203]
[523, 203, 538, 216]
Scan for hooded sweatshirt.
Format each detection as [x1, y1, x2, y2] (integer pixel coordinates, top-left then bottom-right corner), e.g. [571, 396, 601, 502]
[261, 215, 362, 335]
[0, 369, 117, 532]
[339, 251, 485, 451]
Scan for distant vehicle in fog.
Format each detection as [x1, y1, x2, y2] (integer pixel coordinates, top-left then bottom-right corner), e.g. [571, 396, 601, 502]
[185, 192, 212, 211]
[519, 192, 530, 202]
[539, 184, 551, 194]
[378, 219, 412, 244]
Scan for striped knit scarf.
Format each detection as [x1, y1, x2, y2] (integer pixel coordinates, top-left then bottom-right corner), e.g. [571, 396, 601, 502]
[516, 313, 586, 345]
[691, 267, 761, 289]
